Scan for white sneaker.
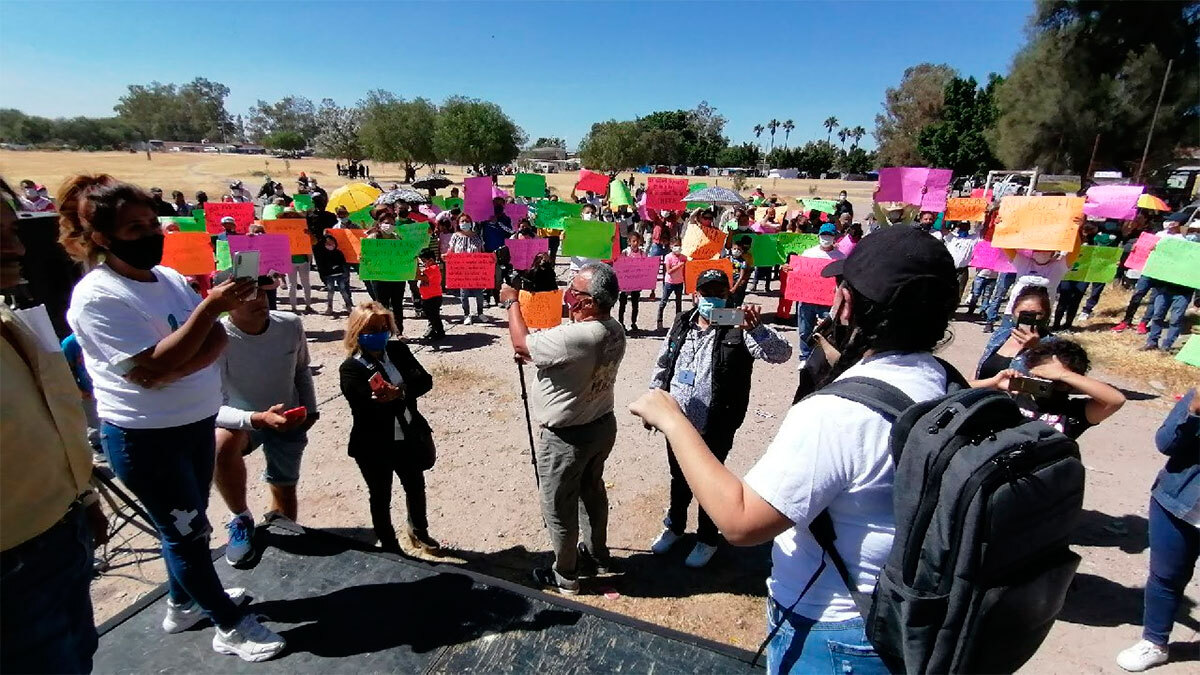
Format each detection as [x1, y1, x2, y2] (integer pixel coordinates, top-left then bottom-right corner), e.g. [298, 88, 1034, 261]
[685, 542, 718, 568]
[1117, 640, 1168, 672]
[1078, 310, 1092, 321]
[212, 614, 286, 663]
[162, 587, 247, 633]
[463, 315, 474, 325]
[650, 529, 681, 555]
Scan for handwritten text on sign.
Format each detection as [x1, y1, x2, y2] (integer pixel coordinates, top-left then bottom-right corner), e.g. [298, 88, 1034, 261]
[203, 202, 254, 234]
[262, 220, 312, 256]
[944, 198, 988, 222]
[227, 234, 292, 275]
[160, 232, 216, 276]
[646, 176, 690, 212]
[993, 196, 1084, 253]
[519, 290, 563, 329]
[359, 238, 418, 281]
[613, 255, 662, 292]
[783, 255, 837, 305]
[444, 252, 496, 290]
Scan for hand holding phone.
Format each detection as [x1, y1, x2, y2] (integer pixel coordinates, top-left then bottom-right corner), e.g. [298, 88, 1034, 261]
[282, 406, 308, 423]
[1008, 374, 1054, 398]
[710, 307, 745, 327]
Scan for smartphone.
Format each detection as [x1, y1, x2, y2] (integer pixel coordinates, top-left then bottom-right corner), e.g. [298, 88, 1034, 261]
[1016, 310, 1040, 329]
[233, 250, 260, 281]
[807, 315, 834, 349]
[368, 372, 387, 393]
[1009, 375, 1054, 398]
[710, 308, 745, 326]
[282, 406, 307, 423]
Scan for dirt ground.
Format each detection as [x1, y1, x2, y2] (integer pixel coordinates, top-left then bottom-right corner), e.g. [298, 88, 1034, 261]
[4, 151, 1196, 671]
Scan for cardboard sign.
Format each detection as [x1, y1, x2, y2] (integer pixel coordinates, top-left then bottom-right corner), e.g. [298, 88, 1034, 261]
[464, 176, 495, 221]
[347, 205, 374, 226]
[686, 182, 708, 210]
[158, 216, 203, 233]
[262, 220, 312, 256]
[876, 167, 954, 211]
[576, 169, 610, 194]
[613, 255, 662, 292]
[291, 193, 314, 212]
[783, 255, 837, 305]
[215, 239, 231, 270]
[992, 196, 1084, 252]
[646, 176, 689, 212]
[1175, 335, 1200, 368]
[609, 180, 633, 208]
[749, 234, 785, 267]
[325, 228, 365, 263]
[508, 237, 549, 270]
[514, 173, 546, 199]
[443, 197, 464, 211]
[681, 223, 727, 260]
[970, 188, 993, 200]
[1062, 245, 1121, 283]
[160, 232, 215, 276]
[503, 203, 529, 227]
[261, 204, 283, 221]
[969, 240, 1018, 273]
[560, 218, 616, 259]
[519, 289, 563, 329]
[684, 258, 734, 294]
[1082, 185, 1142, 221]
[444, 252, 496, 289]
[1141, 237, 1200, 289]
[359, 238, 418, 281]
[836, 236, 857, 256]
[1123, 232, 1159, 271]
[945, 198, 988, 222]
[804, 199, 839, 215]
[533, 200, 582, 230]
[227, 234, 292, 275]
[204, 202, 254, 235]
[775, 233, 819, 259]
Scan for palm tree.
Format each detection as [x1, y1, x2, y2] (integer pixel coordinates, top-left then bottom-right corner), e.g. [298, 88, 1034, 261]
[823, 116, 839, 144]
[837, 128, 849, 150]
[767, 119, 780, 152]
[753, 124, 765, 148]
[849, 125, 866, 148]
[782, 119, 795, 149]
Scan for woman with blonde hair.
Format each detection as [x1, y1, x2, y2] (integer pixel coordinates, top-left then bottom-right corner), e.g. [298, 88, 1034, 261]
[338, 301, 440, 554]
[60, 174, 285, 662]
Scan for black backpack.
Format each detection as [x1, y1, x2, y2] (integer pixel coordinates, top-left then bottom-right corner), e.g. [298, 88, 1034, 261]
[763, 369, 1084, 674]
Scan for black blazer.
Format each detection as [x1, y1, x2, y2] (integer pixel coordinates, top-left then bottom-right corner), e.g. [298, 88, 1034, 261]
[339, 341, 433, 460]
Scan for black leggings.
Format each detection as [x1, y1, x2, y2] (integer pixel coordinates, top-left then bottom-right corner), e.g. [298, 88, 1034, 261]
[618, 291, 641, 325]
[353, 452, 428, 544]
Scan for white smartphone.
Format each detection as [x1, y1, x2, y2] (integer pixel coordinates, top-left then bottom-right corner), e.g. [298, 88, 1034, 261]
[233, 250, 259, 280]
[710, 308, 745, 326]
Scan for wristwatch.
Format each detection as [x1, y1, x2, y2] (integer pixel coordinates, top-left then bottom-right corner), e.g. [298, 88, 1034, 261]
[500, 299, 519, 310]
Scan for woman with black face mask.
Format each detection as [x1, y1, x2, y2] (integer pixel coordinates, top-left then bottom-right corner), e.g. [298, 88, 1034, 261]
[60, 175, 288, 662]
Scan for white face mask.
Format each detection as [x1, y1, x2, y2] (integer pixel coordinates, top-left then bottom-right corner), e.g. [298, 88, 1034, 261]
[671, 246, 682, 254]
[379, 223, 394, 232]
[582, 213, 596, 221]
[819, 235, 836, 248]
[24, 188, 38, 199]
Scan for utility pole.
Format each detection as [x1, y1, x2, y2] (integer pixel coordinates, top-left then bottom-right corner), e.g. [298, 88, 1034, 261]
[1136, 58, 1173, 183]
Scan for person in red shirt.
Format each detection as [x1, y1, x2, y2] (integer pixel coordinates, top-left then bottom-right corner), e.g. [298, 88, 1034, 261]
[417, 249, 444, 340]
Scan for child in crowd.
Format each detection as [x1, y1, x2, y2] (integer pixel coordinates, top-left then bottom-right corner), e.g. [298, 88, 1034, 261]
[657, 236, 687, 331]
[417, 249, 445, 341]
[618, 232, 647, 332]
[314, 234, 353, 315]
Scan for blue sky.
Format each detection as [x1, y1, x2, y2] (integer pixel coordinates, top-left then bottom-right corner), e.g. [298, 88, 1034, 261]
[1, 1, 1032, 150]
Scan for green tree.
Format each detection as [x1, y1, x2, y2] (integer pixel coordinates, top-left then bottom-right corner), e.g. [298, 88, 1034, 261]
[839, 147, 876, 174]
[637, 103, 727, 165]
[313, 99, 364, 162]
[992, 0, 1199, 176]
[578, 120, 645, 171]
[532, 137, 566, 149]
[849, 125, 866, 148]
[716, 142, 762, 168]
[178, 77, 234, 141]
[358, 91, 438, 179]
[823, 116, 839, 144]
[262, 130, 307, 151]
[873, 63, 957, 166]
[247, 96, 318, 144]
[782, 120, 795, 148]
[767, 119, 780, 152]
[917, 75, 1002, 176]
[753, 124, 765, 146]
[114, 77, 234, 143]
[433, 96, 524, 174]
[796, 140, 838, 176]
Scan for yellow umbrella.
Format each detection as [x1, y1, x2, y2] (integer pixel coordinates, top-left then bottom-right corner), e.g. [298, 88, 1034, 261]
[1137, 193, 1170, 211]
[326, 182, 382, 214]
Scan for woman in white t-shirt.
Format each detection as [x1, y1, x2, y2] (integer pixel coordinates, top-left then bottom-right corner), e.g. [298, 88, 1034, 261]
[59, 175, 286, 662]
[631, 226, 959, 674]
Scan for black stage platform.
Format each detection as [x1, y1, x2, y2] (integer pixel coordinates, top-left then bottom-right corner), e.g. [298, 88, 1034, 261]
[95, 521, 760, 673]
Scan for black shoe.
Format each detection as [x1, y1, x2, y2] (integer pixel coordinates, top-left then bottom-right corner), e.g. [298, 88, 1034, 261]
[407, 528, 442, 553]
[378, 537, 403, 555]
[576, 543, 615, 576]
[531, 567, 580, 595]
[982, 322, 995, 334]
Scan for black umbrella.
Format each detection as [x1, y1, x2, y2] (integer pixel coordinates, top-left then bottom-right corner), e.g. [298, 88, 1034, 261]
[375, 188, 429, 205]
[412, 175, 453, 190]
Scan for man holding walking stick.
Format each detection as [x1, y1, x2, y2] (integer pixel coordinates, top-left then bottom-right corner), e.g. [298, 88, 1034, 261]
[501, 262, 627, 595]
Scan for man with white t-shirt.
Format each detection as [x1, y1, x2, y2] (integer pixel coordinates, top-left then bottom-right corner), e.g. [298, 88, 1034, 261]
[793, 223, 846, 361]
[630, 226, 959, 674]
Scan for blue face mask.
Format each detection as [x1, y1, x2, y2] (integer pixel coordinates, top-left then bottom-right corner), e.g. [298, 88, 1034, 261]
[358, 330, 390, 352]
[696, 295, 726, 319]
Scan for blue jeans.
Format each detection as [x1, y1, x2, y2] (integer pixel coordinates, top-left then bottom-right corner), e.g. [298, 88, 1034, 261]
[968, 274, 996, 312]
[101, 416, 242, 629]
[1145, 286, 1194, 349]
[983, 272, 1016, 323]
[797, 303, 829, 358]
[1143, 497, 1199, 646]
[459, 288, 483, 316]
[0, 506, 96, 673]
[1081, 281, 1106, 313]
[766, 600, 887, 675]
[325, 272, 352, 310]
[1123, 275, 1158, 325]
[657, 282, 684, 324]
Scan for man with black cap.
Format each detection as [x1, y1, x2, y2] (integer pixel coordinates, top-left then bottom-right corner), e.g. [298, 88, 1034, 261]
[630, 226, 959, 671]
[647, 268, 791, 568]
[149, 187, 178, 217]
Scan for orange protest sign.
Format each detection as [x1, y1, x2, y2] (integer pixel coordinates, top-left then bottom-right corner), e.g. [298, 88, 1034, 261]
[519, 290, 563, 329]
[992, 196, 1084, 252]
[324, 228, 365, 263]
[160, 232, 215, 276]
[263, 220, 312, 256]
[944, 198, 988, 222]
[684, 258, 734, 294]
[681, 223, 727, 260]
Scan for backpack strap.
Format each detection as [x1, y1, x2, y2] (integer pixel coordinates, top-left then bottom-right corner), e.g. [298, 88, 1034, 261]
[813, 376, 916, 421]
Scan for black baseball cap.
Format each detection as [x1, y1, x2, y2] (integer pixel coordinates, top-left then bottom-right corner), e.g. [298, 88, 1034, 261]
[696, 268, 730, 290]
[821, 225, 956, 304]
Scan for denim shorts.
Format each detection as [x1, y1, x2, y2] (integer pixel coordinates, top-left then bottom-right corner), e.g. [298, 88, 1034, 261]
[244, 427, 307, 486]
[766, 599, 887, 675]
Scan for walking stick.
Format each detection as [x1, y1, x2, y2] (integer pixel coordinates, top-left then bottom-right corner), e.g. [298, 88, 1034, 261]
[516, 360, 539, 487]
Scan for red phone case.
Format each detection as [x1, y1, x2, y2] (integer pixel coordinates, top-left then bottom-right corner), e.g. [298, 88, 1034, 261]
[283, 406, 307, 421]
[369, 372, 387, 392]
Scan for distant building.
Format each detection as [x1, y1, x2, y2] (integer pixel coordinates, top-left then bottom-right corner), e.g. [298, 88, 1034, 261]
[142, 140, 266, 154]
